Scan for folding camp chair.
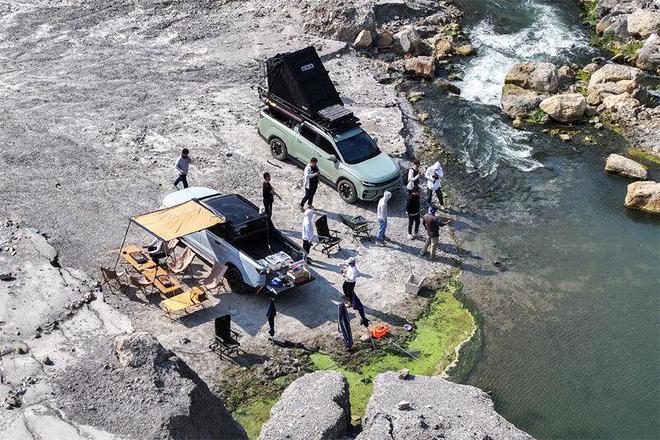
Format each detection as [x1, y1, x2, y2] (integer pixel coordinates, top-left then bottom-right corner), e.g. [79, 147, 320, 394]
[210, 315, 240, 357]
[167, 247, 195, 277]
[128, 274, 153, 296]
[99, 266, 127, 294]
[314, 215, 341, 255]
[199, 264, 229, 295]
[339, 214, 373, 242]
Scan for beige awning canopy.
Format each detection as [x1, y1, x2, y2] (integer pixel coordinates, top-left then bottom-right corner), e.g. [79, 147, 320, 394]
[131, 200, 224, 241]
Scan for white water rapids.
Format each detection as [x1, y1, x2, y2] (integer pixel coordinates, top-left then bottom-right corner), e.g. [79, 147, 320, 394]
[449, 0, 590, 175]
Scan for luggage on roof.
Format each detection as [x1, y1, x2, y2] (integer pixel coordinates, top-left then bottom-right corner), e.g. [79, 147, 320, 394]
[263, 46, 359, 131]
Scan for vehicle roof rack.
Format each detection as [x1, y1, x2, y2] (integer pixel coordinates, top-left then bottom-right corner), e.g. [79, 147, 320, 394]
[259, 46, 361, 135]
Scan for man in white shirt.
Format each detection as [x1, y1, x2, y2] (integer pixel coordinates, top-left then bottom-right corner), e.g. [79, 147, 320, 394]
[299, 158, 320, 211]
[340, 257, 359, 306]
[424, 161, 444, 207]
[376, 191, 392, 245]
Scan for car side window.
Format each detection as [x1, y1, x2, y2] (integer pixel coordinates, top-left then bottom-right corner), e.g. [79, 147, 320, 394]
[209, 223, 228, 239]
[300, 125, 318, 144]
[317, 136, 337, 156]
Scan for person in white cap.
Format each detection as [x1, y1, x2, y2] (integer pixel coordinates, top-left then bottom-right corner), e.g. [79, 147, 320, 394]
[340, 257, 360, 307]
[424, 161, 444, 207]
[376, 191, 392, 245]
[301, 209, 316, 263]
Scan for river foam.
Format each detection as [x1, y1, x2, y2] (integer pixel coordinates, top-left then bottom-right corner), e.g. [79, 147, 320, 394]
[460, 0, 589, 105]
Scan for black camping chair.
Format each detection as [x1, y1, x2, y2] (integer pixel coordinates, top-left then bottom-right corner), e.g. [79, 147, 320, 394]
[314, 215, 341, 256]
[210, 315, 240, 357]
[339, 214, 373, 242]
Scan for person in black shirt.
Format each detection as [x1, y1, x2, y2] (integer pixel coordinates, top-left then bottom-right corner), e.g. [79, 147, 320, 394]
[262, 172, 281, 220]
[406, 187, 421, 240]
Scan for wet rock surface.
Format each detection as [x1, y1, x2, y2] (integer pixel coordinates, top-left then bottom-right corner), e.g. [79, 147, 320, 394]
[357, 372, 534, 440]
[605, 154, 648, 180]
[625, 181, 660, 214]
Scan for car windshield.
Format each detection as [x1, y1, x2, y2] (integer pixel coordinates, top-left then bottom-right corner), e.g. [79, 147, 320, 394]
[335, 130, 379, 164]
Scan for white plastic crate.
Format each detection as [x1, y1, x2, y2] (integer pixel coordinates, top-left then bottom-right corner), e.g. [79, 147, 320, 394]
[405, 274, 425, 295]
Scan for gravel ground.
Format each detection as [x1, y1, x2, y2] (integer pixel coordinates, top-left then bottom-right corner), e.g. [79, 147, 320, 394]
[0, 0, 463, 384]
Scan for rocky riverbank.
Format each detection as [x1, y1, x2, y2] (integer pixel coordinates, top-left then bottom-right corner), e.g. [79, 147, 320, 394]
[495, 1, 660, 214]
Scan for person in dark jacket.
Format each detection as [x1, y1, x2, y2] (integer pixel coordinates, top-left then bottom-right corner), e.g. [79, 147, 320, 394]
[262, 172, 281, 221]
[406, 188, 421, 240]
[420, 206, 451, 259]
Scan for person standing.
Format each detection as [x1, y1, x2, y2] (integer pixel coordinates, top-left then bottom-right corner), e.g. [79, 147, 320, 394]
[299, 158, 320, 211]
[406, 160, 421, 194]
[173, 148, 191, 189]
[376, 191, 392, 245]
[406, 187, 421, 240]
[340, 257, 359, 307]
[420, 206, 451, 259]
[262, 172, 281, 221]
[301, 208, 315, 262]
[424, 161, 444, 207]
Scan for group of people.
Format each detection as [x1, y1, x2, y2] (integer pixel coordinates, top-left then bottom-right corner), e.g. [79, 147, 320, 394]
[171, 149, 450, 260]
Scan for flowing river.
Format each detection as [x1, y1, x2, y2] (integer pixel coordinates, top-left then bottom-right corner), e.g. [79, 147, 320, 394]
[411, 0, 660, 438]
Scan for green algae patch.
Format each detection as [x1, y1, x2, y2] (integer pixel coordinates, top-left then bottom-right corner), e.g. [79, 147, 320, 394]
[628, 148, 660, 166]
[312, 274, 477, 420]
[233, 398, 278, 439]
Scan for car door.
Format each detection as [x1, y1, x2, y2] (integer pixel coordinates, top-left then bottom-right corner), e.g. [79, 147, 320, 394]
[293, 123, 318, 163]
[295, 124, 339, 182]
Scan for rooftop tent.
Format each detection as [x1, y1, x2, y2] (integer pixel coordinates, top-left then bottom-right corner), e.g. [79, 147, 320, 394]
[266, 46, 343, 115]
[131, 200, 224, 241]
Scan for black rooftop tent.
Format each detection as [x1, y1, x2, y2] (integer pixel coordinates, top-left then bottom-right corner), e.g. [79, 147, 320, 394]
[266, 46, 343, 115]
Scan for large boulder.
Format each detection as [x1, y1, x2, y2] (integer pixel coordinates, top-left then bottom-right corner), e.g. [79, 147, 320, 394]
[589, 63, 643, 87]
[627, 9, 660, 39]
[433, 34, 454, 58]
[259, 371, 350, 440]
[539, 93, 587, 122]
[586, 80, 637, 105]
[501, 84, 543, 118]
[636, 33, 660, 74]
[58, 332, 248, 439]
[504, 62, 559, 94]
[354, 29, 373, 48]
[602, 92, 641, 112]
[404, 56, 436, 79]
[605, 154, 648, 180]
[625, 181, 660, 214]
[356, 372, 533, 440]
[587, 63, 644, 105]
[394, 26, 423, 54]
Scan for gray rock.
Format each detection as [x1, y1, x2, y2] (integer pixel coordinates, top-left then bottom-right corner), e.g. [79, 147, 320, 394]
[404, 56, 435, 79]
[357, 372, 534, 440]
[505, 62, 559, 94]
[398, 368, 410, 379]
[397, 400, 412, 410]
[589, 63, 643, 88]
[354, 29, 373, 48]
[605, 154, 648, 180]
[501, 84, 543, 119]
[627, 9, 660, 39]
[394, 26, 423, 54]
[259, 371, 350, 440]
[625, 181, 660, 214]
[636, 33, 660, 74]
[113, 332, 165, 368]
[539, 93, 587, 122]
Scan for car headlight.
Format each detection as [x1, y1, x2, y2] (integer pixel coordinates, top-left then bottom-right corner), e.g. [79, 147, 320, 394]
[361, 181, 380, 187]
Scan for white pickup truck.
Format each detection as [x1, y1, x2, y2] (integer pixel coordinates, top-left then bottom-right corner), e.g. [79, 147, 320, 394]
[162, 187, 312, 295]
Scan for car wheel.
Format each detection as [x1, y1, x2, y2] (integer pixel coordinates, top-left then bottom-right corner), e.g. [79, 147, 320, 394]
[224, 266, 245, 293]
[337, 179, 358, 204]
[269, 138, 288, 161]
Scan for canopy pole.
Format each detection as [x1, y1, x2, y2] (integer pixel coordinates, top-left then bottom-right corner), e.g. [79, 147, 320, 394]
[113, 220, 132, 271]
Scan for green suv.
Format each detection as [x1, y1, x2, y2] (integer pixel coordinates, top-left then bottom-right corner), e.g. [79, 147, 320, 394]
[257, 107, 401, 203]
